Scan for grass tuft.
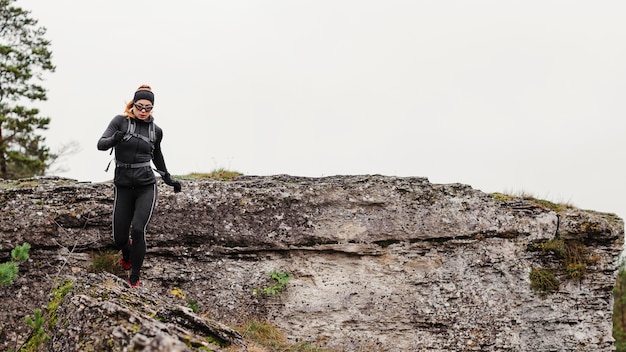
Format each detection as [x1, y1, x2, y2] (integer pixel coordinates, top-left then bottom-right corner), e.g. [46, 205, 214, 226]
[528, 238, 599, 296]
[230, 319, 327, 352]
[529, 267, 559, 294]
[88, 250, 125, 275]
[186, 169, 243, 181]
[492, 190, 574, 212]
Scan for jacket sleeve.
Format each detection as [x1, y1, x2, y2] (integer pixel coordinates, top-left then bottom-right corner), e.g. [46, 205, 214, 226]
[151, 127, 169, 175]
[97, 116, 124, 151]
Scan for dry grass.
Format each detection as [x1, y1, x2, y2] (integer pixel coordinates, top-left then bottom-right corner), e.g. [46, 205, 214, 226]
[185, 168, 243, 181]
[224, 319, 386, 352]
[87, 250, 126, 276]
[492, 190, 574, 212]
[228, 319, 324, 352]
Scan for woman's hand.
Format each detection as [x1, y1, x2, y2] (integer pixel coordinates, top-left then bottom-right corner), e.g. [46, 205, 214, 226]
[112, 131, 125, 145]
[163, 173, 182, 193]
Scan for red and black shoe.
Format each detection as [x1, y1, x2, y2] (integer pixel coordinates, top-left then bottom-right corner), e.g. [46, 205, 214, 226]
[120, 239, 133, 270]
[127, 279, 140, 288]
[120, 258, 132, 270]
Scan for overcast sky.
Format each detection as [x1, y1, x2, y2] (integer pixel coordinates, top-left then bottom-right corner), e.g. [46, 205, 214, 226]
[22, 1, 626, 222]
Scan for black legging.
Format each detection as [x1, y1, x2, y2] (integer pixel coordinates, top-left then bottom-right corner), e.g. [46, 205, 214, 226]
[112, 183, 157, 283]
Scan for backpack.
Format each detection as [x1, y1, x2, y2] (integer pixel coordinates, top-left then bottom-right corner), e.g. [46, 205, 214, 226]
[104, 118, 156, 172]
[123, 118, 156, 154]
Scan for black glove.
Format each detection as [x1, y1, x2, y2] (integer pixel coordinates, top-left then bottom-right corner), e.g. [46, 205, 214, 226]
[163, 173, 182, 193]
[111, 131, 125, 145]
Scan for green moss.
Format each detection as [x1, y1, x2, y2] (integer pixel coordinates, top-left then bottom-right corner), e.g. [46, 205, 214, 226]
[47, 279, 74, 328]
[22, 280, 73, 351]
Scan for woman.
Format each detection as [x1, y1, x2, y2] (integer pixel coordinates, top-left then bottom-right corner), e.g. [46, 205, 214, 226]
[97, 84, 181, 288]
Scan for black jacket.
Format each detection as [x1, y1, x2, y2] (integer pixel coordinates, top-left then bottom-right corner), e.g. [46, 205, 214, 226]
[98, 115, 169, 188]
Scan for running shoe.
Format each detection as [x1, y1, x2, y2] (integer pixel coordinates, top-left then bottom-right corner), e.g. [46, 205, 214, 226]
[120, 239, 133, 270]
[120, 258, 132, 270]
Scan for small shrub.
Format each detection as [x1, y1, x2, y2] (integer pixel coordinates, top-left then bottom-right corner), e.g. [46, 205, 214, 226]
[88, 250, 124, 275]
[253, 271, 291, 296]
[188, 299, 199, 313]
[0, 242, 30, 286]
[532, 239, 591, 281]
[563, 241, 589, 281]
[566, 262, 587, 281]
[529, 267, 559, 294]
[0, 262, 18, 286]
[535, 238, 567, 258]
[24, 308, 48, 350]
[11, 243, 31, 262]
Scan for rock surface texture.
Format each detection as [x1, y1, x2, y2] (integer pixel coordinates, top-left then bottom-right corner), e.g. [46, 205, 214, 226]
[0, 175, 623, 351]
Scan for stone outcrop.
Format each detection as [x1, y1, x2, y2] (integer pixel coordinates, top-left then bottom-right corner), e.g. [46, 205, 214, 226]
[0, 175, 623, 351]
[47, 273, 245, 352]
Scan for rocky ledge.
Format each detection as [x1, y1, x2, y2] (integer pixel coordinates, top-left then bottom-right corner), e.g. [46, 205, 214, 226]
[0, 175, 623, 351]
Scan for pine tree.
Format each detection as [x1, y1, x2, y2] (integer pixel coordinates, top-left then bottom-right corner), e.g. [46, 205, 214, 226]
[614, 264, 626, 351]
[0, 0, 55, 179]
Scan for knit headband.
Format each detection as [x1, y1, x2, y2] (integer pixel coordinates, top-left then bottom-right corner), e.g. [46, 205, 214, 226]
[133, 90, 154, 104]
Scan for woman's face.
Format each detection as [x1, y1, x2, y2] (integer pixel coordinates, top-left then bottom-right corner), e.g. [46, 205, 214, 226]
[133, 99, 153, 120]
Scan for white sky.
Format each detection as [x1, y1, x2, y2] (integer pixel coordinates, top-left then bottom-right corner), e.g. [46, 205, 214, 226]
[21, 1, 626, 222]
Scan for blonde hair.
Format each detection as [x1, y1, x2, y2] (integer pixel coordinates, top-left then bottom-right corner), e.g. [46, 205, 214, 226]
[124, 84, 153, 118]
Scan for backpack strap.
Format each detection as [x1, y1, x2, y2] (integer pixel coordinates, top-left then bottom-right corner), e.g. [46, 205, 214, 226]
[125, 118, 156, 155]
[116, 161, 151, 169]
[104, 118, 155, 172]
[123, 118, 135, 141]
[149, 121, 156, 144]
[105, 119, 133, 171]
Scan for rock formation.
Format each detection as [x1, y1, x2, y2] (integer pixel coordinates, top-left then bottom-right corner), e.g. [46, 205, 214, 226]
[0, 175, 623, 351]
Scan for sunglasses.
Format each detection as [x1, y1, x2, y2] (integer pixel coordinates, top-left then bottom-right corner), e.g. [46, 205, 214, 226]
[134, 103, 154, 112]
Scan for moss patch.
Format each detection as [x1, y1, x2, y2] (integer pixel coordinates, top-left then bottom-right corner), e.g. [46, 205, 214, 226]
[47, 279, 74, 328]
